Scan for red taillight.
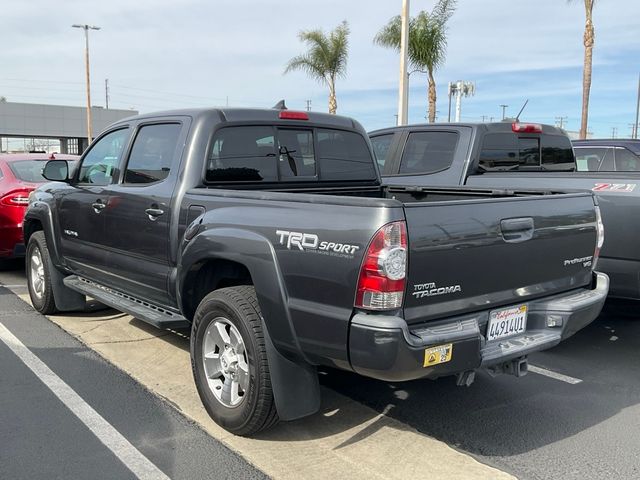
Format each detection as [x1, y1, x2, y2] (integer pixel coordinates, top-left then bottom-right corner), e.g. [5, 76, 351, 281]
[355, 221, 407, 310]
[512, 123, 542, 133]
[279, 111, 309, 120]
[593, 206, 605, 270]
[0, 189, 32, 207]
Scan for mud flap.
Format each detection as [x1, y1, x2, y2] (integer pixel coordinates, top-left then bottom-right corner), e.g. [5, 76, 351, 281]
[49, 262, 86, 312]
[263, 323, 321, 421]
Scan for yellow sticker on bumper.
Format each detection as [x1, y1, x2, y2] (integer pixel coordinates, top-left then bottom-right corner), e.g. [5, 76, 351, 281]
[423, 343, 453, 367]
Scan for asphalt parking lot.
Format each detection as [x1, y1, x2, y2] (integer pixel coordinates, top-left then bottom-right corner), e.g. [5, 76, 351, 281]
[1, 261, 639, 480]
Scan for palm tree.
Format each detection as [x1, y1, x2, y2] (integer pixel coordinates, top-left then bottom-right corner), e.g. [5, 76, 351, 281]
[375, 0, 456, 123]
[284, 21, 350, 115]
[570, 0, 597, 139]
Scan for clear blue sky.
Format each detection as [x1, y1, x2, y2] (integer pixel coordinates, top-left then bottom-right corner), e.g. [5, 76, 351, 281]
[2, 0, 639, 137]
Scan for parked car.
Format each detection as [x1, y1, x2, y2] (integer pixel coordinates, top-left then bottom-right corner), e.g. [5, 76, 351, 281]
[370, 121, 640, 300]
[25, 109, 607, 436]
[0, 153, 78, 265]
[572, 139, 640, 172]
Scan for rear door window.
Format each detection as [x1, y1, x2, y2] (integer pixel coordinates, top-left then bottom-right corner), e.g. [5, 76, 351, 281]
[398, 131, 458, 174]
[574, 147, 610, 171]
[614, 147, 640, 171]
[124, 123, 182, 184]
[370, 134, 394, 170]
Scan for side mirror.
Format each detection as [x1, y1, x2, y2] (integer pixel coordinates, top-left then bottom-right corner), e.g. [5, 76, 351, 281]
[42, 160, 70, 182]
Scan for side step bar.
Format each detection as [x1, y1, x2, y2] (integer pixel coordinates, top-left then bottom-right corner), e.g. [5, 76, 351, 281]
[63, 275, 190, 330]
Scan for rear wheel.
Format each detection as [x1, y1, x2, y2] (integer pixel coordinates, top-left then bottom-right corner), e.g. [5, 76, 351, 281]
[191, 286, 278, 436]
[26, 232, 57, 314]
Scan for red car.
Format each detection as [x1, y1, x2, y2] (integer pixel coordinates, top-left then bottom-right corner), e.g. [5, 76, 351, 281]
[0, 153, 78, 264]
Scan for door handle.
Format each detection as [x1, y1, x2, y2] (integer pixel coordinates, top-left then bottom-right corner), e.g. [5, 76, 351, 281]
[145, 208, 165, 221]
[92, 200, 106, 213]
[500, 217, 534, 243]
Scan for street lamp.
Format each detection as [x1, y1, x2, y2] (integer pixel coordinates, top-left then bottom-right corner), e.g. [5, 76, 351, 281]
[72, 24, 100, 144]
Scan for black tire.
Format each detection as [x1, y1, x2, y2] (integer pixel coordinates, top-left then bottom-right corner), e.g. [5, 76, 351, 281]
[191, 286, 278, 436]
[26, 231, 58, 315]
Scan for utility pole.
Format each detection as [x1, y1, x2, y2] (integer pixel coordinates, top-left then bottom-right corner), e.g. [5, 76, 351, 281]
[72, 24, 100, 144]
[634, 73, 640, 140]
[105, 78, 109, 109]
[611, 127, 618, 139]
[629, 124, 637, 138]
[481, 115, 487, 122]
[555, 116, 568, 129]
[305, 99, 312, 112]
[397, 0, 410, 126]
[500, 104, 508, 120]
[447, 83, 453, 122]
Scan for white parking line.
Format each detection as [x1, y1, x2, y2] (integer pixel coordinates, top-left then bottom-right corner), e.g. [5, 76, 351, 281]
[528, 365, 582, 384]
[1, 284, 27, 288]
[0, 322, 169, 480]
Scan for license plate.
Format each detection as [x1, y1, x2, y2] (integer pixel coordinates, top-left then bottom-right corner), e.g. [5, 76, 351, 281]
[423, 343, 453, 367]
[486, 304, 527, 342]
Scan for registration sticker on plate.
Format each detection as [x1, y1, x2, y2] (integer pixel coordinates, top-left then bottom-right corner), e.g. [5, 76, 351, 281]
[487, 304, 527, 342]
[423, 343, 453, 367]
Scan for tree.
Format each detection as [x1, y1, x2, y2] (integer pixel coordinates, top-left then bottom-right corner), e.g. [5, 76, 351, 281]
[375, 0, 457, 123]
[284, 21, 350, 115]
[570, 0, 597, 139]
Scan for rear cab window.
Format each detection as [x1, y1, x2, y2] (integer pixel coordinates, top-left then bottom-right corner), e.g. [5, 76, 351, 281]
[8, 160, 51, 182]
[206, 126, 376, 183]
[478, 133, 574, 171]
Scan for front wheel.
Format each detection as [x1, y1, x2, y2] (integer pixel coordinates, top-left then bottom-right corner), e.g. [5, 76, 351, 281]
[191, 286, 278, 436]
[26, 231, 57, 314]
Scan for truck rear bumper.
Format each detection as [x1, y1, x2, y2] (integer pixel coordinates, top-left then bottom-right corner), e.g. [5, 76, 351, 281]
[348, 272, 609, 382]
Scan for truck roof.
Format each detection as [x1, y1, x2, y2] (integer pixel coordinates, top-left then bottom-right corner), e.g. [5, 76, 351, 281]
[113, 107, 362, 131]
[369, 122, 567, 136]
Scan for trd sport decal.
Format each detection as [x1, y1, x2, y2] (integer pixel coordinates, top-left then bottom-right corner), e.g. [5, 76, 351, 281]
[276, 230, 360, 257]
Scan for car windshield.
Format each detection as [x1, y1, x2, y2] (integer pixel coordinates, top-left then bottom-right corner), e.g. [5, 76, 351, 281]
[8, 160, 73, 183]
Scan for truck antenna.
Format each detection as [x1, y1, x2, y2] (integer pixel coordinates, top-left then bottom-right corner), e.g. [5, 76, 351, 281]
[515, 99, 529, 122]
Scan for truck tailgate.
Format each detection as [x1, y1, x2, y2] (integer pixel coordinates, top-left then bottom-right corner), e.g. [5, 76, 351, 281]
[401, 192, 598, 324]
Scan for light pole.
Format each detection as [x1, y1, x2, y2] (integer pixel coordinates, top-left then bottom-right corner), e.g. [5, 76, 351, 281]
[449, 81, 475, 122]
[397, 0, 410, 126]
[72, 24, 100, 144]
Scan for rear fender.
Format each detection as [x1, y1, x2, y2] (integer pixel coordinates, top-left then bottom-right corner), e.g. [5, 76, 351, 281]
[179, 227, 321, 421]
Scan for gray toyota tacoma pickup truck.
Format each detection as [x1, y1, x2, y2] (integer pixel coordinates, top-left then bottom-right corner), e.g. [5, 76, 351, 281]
[371, 121, 637, 299]
[25, 108, 607, 435]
